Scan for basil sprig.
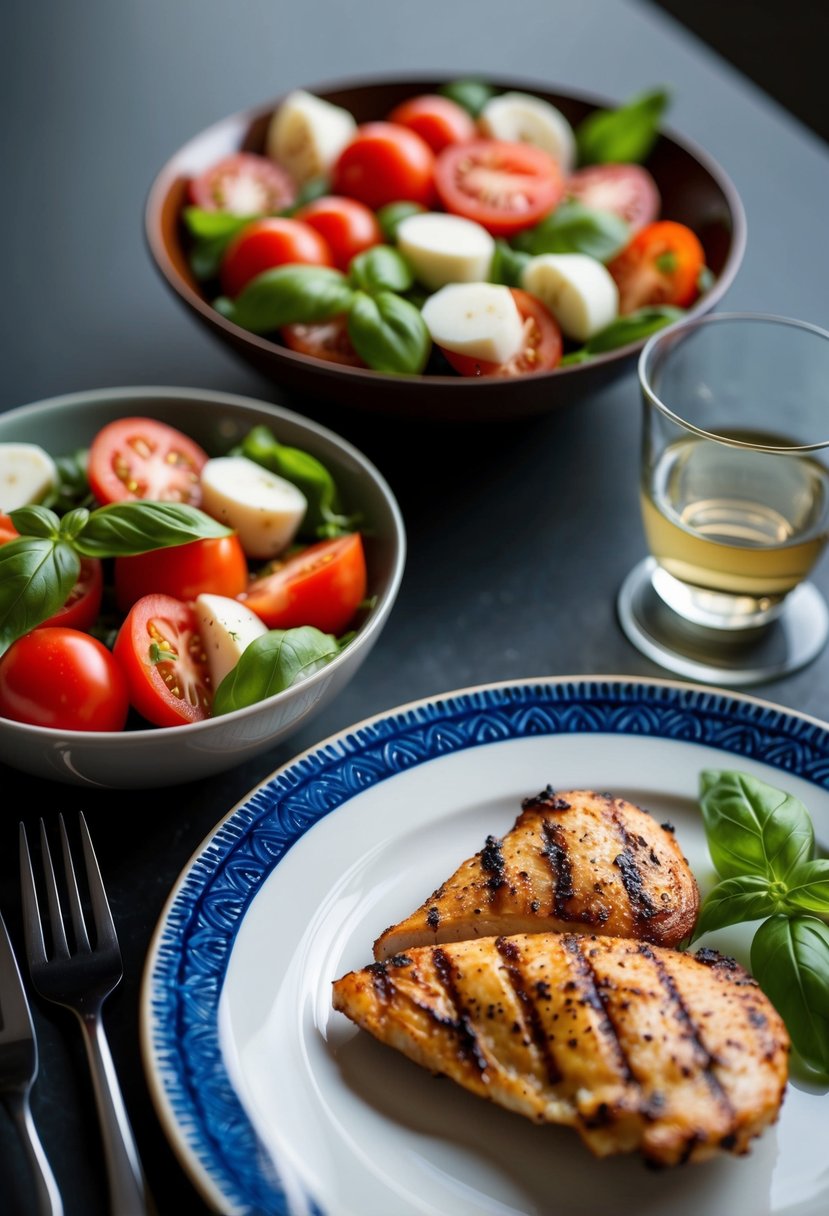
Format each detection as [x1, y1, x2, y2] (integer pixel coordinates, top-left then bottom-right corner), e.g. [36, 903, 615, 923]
[575, 87, 670, 166]
[559, 306, 685, 365]
[512, 201, 630, 262]
[437, 78, 495, 117]
[0, 501, 231, 654]
[694, 769, 829, 1074]
[215, 265, 355, 333]
[213, 625, 341, 715]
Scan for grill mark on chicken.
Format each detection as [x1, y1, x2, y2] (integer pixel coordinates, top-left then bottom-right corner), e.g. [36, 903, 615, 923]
[432, 947, 489, 1074]
[495, 936, 562, 1084]
[562, 934, 636, 1084]
[609, 801, 659, 923]
[540, 819, 574, 917]
[480, 834, 507, 897]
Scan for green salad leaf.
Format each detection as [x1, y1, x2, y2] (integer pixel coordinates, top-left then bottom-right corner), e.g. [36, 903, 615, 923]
[575, 87, 671, 165]
[212, 626, 341, 715]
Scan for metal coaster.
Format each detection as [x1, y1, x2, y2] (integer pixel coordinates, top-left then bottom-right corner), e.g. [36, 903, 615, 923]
[617, 557, 829, 686]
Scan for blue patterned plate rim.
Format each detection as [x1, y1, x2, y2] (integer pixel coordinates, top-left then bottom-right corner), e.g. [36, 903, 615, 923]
[140, 675, 829, 1215]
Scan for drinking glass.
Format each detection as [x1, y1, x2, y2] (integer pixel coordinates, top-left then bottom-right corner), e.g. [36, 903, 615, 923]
[617, 313, 829, 685]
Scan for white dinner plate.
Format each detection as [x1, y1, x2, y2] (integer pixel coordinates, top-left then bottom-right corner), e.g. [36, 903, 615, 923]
[141, 677, 829, 1216]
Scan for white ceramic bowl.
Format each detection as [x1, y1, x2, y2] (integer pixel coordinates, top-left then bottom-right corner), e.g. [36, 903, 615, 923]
[0, 386, 405, 787]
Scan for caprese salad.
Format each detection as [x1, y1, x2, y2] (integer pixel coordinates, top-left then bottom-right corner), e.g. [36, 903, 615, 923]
[181, 79, 710, 377]
[0, 419, 368, 732]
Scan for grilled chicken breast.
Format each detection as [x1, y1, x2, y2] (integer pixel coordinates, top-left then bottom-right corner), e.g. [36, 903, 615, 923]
[332, 933, 790, 1166]
[374, 788, 699, 961]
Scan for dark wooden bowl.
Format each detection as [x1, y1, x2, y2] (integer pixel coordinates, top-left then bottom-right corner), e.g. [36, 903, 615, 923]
[145, 73, 746, 423]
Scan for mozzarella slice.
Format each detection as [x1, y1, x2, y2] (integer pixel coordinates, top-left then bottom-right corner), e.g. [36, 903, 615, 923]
[521, 253, 619, 343]
[266, 90, 357, 185]
[0, 443, 58, 512]
[199, 456, 307, 559]
[421, 282, 524, 364]
[478, 92, 576, 173]
[195, 593, 268, 689]
[397, 212, 495, 290]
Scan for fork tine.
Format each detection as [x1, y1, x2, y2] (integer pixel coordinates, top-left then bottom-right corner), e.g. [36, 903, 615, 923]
[38, 821, 70, 960]
[58, 815, 90, 953]
[78, 812, 118, 954]
[19, 824, 47, 970]
[0, 906, 35, 1044]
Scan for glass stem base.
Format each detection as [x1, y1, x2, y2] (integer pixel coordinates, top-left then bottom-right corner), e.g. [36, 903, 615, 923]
[617, 557, 829, 685]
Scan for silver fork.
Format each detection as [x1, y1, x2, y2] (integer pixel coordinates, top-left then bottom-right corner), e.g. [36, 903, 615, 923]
[0, 907, 63, 1216]
[19, 814, 155, 1216]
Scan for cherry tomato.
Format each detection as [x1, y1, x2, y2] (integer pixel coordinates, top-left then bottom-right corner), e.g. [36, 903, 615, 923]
[332, 123, 436, 210]
[440, 289, 563, 378]
[566, 163, 661, 234]
[113, 534, 249, 614]
[87, 417, 209, 507]
[292, 195, 383, 272]
[241, 533, 367, 635]
[0, 627, 129, 732]
[434, 139, 564, 237]
[113, 594, 212, 727]
[188, 152, 297, 215]
[281, 316, 366, 367]
[220, 216, 334, 297]
[607, 220, 705, 314]
[0, 515, 104, 631]
[386, 94, 476, 154]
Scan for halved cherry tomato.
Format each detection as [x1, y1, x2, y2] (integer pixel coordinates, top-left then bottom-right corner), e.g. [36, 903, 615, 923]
[241, 533, 367, 635]
[607, 220, 705, 314]
[113, 534, 249, 614]
[87, 417, 209, 507]
[565, 163, 661, 234]
[434, 139, 564, 237]
[220, 216, 334, 297]
[292, 195, 383, 272]
[0, 514, 103, 631]
[0, 627, 129, 731]
[281, 316, 366, 367]
[188, 152, 296, 215]
[113, 594, 212, 726]
[439, 288, 563, 378]
[332, 123, 436, 210]
[386, 94, 476, 154]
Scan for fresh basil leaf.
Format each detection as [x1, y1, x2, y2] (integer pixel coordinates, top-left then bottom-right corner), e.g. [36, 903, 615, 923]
[42, 448, 92, 513]
[559, 349, 592, 366]
[212, 626, 341, 715]
[512, 201, 630, 261]
[783, 858, 829, 916]
[190, 237, 234, 282]
[219, 265, 354, 333]
[234, 425, 359, 538]
[58, 507, 91, 542]
[583, 306, 685, 354]
[282, 176, 329, 213]
[0, 538, 80, 653]
[349, 246, 413, 295]
[376, 201, 426, 242]
[438, 78, 495, 117]
[699, 770, 815, 882]
[694, 875, 779, 939]
[183, 207, 258, 239]
[575, 87, 670, 166]
[8, 505, 61, 540]
[490, 240, 531, 287]
[751, 914, 829, 1075]
[74, 501, 231, 558]
[347, 290, 431, 374]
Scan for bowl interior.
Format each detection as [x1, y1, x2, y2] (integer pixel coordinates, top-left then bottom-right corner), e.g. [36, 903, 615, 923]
[146, 75, 746, 423]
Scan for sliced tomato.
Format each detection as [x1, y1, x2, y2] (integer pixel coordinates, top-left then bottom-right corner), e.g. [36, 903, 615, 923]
[292, 195, 383, 272]
[113, 534, 249, 613]
[113, 593, 212, 726]
[434, 139, 564, 237]
[0, 627, 129, 732]
[220, 216, 334, 297]
[607, 220, 705, 314]
[188, 152, 297, 215]
[440, 288, 563, 378]
[240, 533, 367, 635]
[386, 94, 476, 154]
[0, 515, 103, 631]
[565, 163, 661, 234]
[281, 316, 366, 367]
[332, 123, 436, 210]
[0, 513, 17, 544]
[87, 417, 209, 507]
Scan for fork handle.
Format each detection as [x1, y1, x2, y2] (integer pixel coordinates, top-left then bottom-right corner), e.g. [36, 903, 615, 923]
[78, 1012, 156, 1216]
[4, 1090, 64, 1216]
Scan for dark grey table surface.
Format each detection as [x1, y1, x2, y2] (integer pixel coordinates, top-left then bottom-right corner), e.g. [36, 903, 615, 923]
[2, 2, 828, 1213]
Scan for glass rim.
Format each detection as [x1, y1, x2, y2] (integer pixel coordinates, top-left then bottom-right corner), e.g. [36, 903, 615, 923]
[638, 311, 829, 453]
